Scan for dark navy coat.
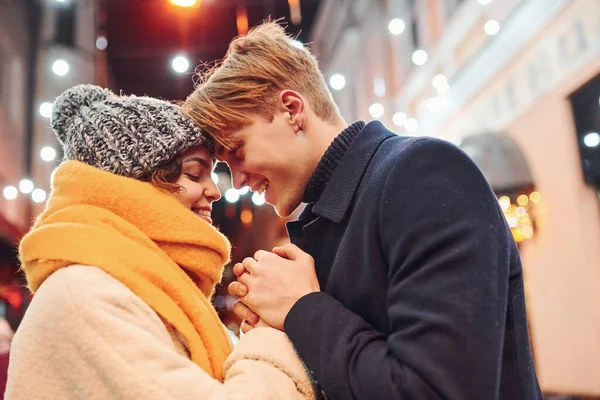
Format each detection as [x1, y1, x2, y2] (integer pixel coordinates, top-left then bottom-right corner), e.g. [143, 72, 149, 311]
[284, 121, 542, 400]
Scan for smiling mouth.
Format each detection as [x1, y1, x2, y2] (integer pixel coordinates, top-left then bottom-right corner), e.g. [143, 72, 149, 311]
[257, 180, 269, 195]
[194, 209, 212, 223]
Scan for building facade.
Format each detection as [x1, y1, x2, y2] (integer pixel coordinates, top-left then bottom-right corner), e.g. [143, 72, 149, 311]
[0, 0, 98, 330]
[0, 0, 98, 234]
[311, 0, 600, 395]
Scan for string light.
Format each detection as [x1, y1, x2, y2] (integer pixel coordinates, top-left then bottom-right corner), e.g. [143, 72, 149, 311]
[329, 74, 346, 91]
[3, 186, 18, 200]
[52, 59, 69, 76]
[236, 6, 249, 36]
[169, 0, 198, 7]
[31, 189, 47, 203]
[369, 103, 384, 118]
[412, 50, 428, 66]
[225, 188, 240, 203]
[39, 102, 53, 118]
[517, 194, 529, 206]
[388, 19, 405, 35]
[240, 209, 253, 225]
[583, 132, 600, 148]
[96, 35, 108, 50]
[499, 196, 510, 211]
[288, 0, 302, 25]
[252, 192, 266, 206]
[498, 193, 538, 243]
[19, 179, 34, 194]
[432, 74, 450, 95]
[40, 146, 57, 162]
[171, 55, 189, 74]
[484, 20, 500, 36]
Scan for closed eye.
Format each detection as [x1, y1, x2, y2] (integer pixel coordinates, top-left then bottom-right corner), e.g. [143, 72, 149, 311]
[185, 173, 201, 182]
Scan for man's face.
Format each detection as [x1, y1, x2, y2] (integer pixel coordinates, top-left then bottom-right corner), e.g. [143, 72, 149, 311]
[215, 112, 314, 217]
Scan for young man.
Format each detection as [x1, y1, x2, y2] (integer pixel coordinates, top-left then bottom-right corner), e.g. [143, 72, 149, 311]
[185, 22, 542, 400]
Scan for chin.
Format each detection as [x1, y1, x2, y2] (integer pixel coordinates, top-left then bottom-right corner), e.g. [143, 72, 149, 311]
[274, 207, 292, 218]
[273, 197, 302, 218]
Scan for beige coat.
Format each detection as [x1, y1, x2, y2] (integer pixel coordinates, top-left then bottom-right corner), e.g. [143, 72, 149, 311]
[5, 265, 316, 400]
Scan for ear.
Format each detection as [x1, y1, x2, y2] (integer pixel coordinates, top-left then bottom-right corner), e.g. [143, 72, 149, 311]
[279, 90, 305, 131]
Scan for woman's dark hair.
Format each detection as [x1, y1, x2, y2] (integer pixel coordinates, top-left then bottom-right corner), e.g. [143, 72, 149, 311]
[145, 157, 184, 193]
[143, 141, 217, 192]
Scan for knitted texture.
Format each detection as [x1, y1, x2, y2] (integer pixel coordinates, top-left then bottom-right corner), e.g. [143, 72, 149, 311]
[303, 121, 366, 203]
[20, 160, 232, 378]
[51, 84, 207, 180]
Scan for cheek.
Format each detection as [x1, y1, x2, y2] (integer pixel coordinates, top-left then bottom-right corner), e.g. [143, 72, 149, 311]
[175, 182, 200, 207]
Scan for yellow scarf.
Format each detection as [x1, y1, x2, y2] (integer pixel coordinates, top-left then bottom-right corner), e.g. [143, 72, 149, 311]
[20, 160, 232, 379]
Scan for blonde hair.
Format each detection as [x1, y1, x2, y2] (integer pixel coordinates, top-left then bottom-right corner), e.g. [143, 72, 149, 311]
[184, 21, 341, 149]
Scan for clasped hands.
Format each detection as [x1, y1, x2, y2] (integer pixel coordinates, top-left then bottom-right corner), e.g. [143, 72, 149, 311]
[228, 244, 320, 333]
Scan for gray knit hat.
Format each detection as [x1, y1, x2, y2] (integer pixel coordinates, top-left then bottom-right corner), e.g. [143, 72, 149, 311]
[50, 84, 208, 180]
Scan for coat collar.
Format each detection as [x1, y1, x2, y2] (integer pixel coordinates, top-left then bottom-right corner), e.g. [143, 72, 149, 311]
[308, 120, 395, 224]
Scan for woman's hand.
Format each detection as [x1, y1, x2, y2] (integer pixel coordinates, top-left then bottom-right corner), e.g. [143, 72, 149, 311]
[240, 316, 273, 335]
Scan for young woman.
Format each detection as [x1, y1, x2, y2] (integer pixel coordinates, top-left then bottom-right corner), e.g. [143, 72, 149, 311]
[5, 85, 316, 400]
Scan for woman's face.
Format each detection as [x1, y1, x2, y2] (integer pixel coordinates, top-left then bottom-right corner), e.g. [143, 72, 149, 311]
[175, 145, 221, 224]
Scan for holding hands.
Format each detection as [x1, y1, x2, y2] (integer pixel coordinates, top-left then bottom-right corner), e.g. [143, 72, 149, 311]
[228, 244, 320, 332]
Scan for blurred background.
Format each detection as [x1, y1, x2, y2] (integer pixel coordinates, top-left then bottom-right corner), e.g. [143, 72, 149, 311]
[0, 0, 599, 397]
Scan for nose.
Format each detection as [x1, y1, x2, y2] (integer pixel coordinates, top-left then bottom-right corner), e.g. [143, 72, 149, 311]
[204, 180, 221, 203]
[231, 171, 248, 190]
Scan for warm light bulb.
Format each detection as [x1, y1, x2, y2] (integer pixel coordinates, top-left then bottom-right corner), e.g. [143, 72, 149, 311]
[39, 102, 53, 118]
[171, 55, 190, 74]
[412, 50, 428, 66]
[3, 186, 18, 200]
[225, 188, 240, 203]
[32, 188, 47, 203]
[40, 146, 57, 162]
[252, 192, 266, 206]
[169, 0, 198, 7]
[583, 132, 600, 148]
[369, 103, 384, 118]
[52, 59, 70, 76]
[329, 74, 346, 91]
[19, 179, 34, 194]
[484, 20, 500, 36]
[388, 19, 405, 35]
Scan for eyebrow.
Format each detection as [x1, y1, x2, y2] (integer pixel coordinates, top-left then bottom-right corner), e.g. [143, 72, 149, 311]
[183, 157, 211, 169]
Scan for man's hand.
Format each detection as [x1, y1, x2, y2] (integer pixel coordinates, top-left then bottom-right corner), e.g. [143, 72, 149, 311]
[228, 244, 320, 330]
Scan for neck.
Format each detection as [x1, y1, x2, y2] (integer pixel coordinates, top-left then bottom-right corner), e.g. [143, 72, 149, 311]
[307, 117, 348, 173]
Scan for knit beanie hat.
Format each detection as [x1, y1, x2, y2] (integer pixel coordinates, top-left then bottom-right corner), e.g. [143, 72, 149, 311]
[50, 84, 208, 180]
